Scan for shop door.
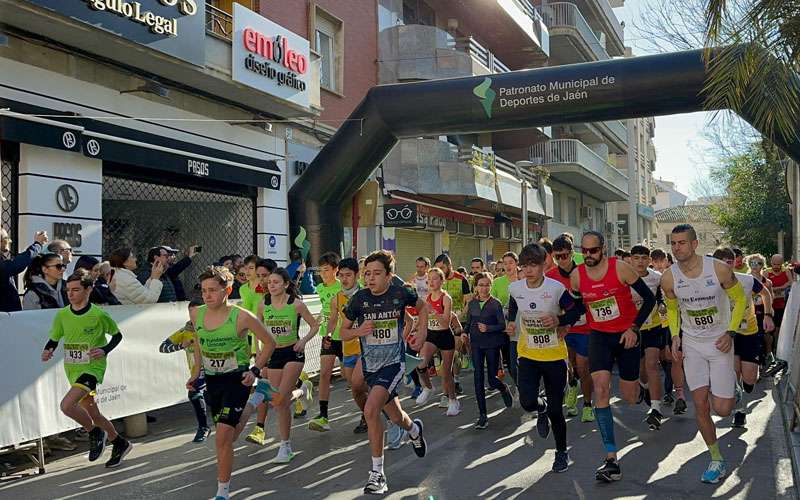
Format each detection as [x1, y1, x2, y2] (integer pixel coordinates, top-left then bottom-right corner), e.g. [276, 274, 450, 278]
[395, 229, 435, 280]
[492, 240, 510, 262]
[448, 235, 480, 271]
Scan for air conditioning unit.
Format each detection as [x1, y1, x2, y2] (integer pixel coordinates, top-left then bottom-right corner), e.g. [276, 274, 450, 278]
[580, 206, 592, 219]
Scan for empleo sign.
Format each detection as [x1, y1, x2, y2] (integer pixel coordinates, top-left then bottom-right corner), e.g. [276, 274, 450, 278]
[232, 4, 310, 109]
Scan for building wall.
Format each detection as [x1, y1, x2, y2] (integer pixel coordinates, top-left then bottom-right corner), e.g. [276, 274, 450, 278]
[657, 219, 724, 256]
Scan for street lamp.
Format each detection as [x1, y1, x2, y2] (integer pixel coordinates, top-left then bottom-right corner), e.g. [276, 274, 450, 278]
[514, 160, 534, 246]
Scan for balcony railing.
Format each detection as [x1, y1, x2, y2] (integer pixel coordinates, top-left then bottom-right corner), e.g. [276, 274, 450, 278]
[206, 4, 233, 41]
[530, 139, 628, 193]
[603, 120, 628, 144]
[455, 37, 511, 74]
[595, 0, 624, 46]
[540, 2, 609, 60]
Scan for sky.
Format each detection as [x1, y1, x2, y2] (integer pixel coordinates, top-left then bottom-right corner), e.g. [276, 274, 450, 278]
[613, 0, 716, 197]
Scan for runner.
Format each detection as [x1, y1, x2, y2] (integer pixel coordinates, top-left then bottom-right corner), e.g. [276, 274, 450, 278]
[159, 294, 210, 443]
[661, 224, 747, 484]
[470, 257, 486, 289]
[186, 266, 275, 500]
[327, 257, 370, 433]
[547, 235, 594, 422]
[539, 237, 556, 274]
[508, 243, 581, 472]
[417, 267, 459, 414]
[569, 231, 656, 482]
[42, 270, 132, 468]
[732, 248, 750, 274]
[434, 254, 471, 395]
[766, 254, 793, 375]
[712, 248, 774, 428]
[408, 256, 431, 299]
[652, 248, 687, 414]
[491, 252, 520, 386]
[257, 267, 319, 462]
[310, 252, 343, 432]
[341, 250, 428, 494]
[467, 272, 513, 429]
[748, 254, 775, 371]
[629, 245, 666, 430]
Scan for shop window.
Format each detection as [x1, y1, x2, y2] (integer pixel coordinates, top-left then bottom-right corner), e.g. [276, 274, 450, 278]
[567, 196, 578, 226]
[0, 142, 17, 252]
[102, 176, 255, 289]
[314, 9, 343, 94]
[553, 191, 562, 223]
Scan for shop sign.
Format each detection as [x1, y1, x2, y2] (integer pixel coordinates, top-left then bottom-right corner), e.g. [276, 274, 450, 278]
[22, 0, 206, 65]
[637, 203, 655, 220]
[232, 4, 310, 108]
[55, 184, 80, 213]
[383, 203, 418, 227]
[53, 223, 83, 248]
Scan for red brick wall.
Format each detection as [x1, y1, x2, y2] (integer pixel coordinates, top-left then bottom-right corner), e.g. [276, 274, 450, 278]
[257, 0, 378, 125]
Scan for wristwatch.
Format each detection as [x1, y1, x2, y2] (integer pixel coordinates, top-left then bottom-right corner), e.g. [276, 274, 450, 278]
[727, 330, 737, 339]
[250, 366, 262, 379]
[630, 325, 641, 335]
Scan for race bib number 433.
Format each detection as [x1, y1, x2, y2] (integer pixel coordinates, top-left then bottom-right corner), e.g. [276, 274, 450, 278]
[589, 297, 620, 322]
[64, 343, 90, 364]
[367, 319, 398, 346]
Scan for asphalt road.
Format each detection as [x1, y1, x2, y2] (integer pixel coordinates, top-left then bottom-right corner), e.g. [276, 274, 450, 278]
[0, 372, 796, 500]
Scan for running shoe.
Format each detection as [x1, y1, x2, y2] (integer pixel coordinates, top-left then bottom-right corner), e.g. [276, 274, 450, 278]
[409, 419, 427, 457]
[353, 415, 368, 434]
[246, 426, 267, 446]
[72, 428, 89, 442]
[446, 399, 461, 416]
[767, 359, 788, 376]
[552, 451, 569, 473]
[302, 377, 314, 402]
[638, 385, 652, 407]
[309, 415, 331, 432]
[274, 443, 295, 463]
[411, 386, 423, 399]
[474, 414, 488, 429]
[501, 388, 513, 408]
[595, 458, 622, 482]
[88, 428, 107, 462]
[386, 421, 406, 450]
[663, 392, 675, 406]
[734, 384, 742, 407]
[565, 384, 579, 414]
[294, 399, 307, 417]
[193, 427, 211, 443]
[646, 409, 663, 431]
[732, 411, 746, 428]
[701, 460, 727, 484]
[581, 406, 595, 422]
[47, 434, 78, 451]
[105, 438, 132, 468]
[674, 398, 688, 415]
[438, 395, 449, 408]
[364, 470, 388, 494]
[455, 381, 464, 395]
[537, 412, 550, 439]
[416, 388, 433, 405]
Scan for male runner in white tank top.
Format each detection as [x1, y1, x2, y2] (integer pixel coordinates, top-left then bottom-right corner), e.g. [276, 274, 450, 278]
[408, 256, 431, 299]
[661, 224, 747, 485]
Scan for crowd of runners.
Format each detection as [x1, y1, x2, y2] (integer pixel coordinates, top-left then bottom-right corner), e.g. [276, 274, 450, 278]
[38, 223, 795, 498]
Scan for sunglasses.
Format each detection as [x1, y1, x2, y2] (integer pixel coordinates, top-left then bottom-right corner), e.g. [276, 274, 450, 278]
[750, 262, 764, 267]
[553, 252, 572, 261]
[581, 246, 603, 255]
[46, 264, 67, 270]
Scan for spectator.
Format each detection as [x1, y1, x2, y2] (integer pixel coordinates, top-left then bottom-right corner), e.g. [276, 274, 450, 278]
[22, 253, 67, 310]
[218, 255, 233, 270]
[230, 264, 246, 300]
[110, 247, 163, 304]
[74, 255, 99, 274]
[47, 239, 73, 265]
[230, 254, 244, 269]
[138, 246, 177, 302]
[286, 249, 306, 284]
[1, 228, 48, 312]
[165, 245, 197, 301]
[91, 261, 121, 305]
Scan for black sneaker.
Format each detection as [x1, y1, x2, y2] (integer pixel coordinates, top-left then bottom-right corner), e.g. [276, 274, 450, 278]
[674, 398, 688, 415]
[537, 412, 550, 439]
[409, 419, 427, 458]
[595, 458, 622, 482]
[663, 392, 675, 406]
[474, 414, 488, 429]
[363, 470, 388, 495]
[646, 409, 663, 430]
[193, 427, 210, 443]
[455, 381, 464, 395]
[732, 411, 746, 428]
[501, 388, 513, 408]
[353, 415, 368, 434]
[105, 439, 132, 468]
[88, 427, 107, 462]
[637, 385, 651, 407]
[552, 451, 569, 473]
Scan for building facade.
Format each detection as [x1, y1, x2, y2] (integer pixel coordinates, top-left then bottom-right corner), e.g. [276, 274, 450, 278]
[655, 178, 689, 211]
[655, 205, 725, 256]
[614, 115, 658, 249]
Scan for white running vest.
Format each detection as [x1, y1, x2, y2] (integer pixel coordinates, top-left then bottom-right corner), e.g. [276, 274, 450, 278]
[672, 256, 731, 340]
[413, 275, 429, 298]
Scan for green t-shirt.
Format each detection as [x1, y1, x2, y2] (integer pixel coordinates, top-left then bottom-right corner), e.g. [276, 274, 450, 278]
[573, 252, 585, 265]
[49, 304, 119, 386]
[239, 282, 265, 315]
[264, 300, 300, 347]
[490, 275, 512, 308]
[316, 280, 342, 339]
[196, 305, 249, 375]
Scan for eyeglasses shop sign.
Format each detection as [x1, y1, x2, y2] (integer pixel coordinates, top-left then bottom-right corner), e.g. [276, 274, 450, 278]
[232, 4, 310, 109]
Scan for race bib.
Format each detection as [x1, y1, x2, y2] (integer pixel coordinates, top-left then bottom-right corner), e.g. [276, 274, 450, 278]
[686, 306, 720, 330]
[589, 297, 620, 322]
[367, 319, 399, 346]
[265, 319, 294, 344]
[428, 316, 443, 330]
[774, 288, 786, 299]
[522, 313, 559, 349]
[64, 343, 90, 365]
[202, 350, 238, 374]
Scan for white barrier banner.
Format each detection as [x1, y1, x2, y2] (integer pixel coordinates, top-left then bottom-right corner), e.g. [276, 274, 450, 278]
[0, 299, 323, 448]
[779, 282, 800, 370]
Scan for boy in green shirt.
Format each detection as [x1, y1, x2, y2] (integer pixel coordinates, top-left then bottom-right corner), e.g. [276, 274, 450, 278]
[42, 270, 132, 468]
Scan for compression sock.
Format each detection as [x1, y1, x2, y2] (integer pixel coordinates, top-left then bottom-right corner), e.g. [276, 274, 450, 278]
[708, 441, 723, 461]
[594, 406, 617, 453]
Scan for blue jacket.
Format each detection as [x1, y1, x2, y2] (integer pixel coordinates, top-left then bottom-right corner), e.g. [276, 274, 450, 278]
[0, 242, 42, 312]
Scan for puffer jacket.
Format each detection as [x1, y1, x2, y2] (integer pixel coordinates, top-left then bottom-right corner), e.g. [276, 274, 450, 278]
[111, 267, 163, 305]
[22, 276, 67, 310]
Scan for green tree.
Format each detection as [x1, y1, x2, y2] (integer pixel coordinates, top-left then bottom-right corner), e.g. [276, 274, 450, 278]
[709, 141, 792, 255]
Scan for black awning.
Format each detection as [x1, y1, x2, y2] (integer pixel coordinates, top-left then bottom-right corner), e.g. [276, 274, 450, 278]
[0, 113, 83, 153]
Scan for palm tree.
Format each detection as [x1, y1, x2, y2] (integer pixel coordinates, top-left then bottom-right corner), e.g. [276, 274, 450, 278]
[703, 1, 800, 143]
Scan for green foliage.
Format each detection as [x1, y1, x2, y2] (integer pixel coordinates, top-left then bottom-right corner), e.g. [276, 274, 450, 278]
[709, 141, 791, 255]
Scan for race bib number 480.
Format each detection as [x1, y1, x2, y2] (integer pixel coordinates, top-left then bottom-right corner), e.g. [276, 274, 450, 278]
[589, 297, 620, 322]
[64, 343, 90, 364]
[367, 319, 399, 346]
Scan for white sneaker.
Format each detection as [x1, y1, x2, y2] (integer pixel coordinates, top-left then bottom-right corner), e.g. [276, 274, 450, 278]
[446, 399, 461, 416]
[274, 443, 295, 463]
[416, 388, 433, 405]
[438, 395, 449, 408]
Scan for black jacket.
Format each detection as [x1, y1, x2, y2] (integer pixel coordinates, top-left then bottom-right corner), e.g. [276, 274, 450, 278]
[91, 276, 121, 306]
[465, 297, 507, 349]
[0, 242, 42, 312]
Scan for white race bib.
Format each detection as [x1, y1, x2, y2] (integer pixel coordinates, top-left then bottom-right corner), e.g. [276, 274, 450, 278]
[202, 350, 238, 373]
[589, 297, 620, 322]
[686, 306, 720, 331]
[367, 319, 399, 346]
[521, 313, 559, 349]
[64, 343, 90, 365]
[428, 316, 443, 330]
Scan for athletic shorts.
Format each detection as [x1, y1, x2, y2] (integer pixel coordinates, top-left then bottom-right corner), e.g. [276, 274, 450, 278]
[641, 327, 666, 352]
[364, 363, 404, 401]
[320, 338, 343, 360]
[663, 328, 674, 349]
[426, 329, 455, 351]
[734, 333, 762, 364]
[588, 330, 640, 381]
[682, 336, 735, 398]
[205, 371, 252, 427]
[343, 354, 359, 369]
[565, 333, 589, 357]
[73, 373, 98, 392]
[268, 345, 305, 370]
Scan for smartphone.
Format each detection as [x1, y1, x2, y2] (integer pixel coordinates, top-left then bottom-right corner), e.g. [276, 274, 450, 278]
[194, 245, 202, 253]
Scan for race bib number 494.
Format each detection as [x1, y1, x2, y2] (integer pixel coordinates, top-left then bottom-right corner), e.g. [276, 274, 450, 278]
[367, 319, 398, 346]
[589, 297, 620, 322]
